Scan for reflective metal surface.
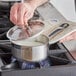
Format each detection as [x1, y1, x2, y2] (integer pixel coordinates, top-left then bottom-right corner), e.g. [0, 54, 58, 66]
[12, 35, 49, 62]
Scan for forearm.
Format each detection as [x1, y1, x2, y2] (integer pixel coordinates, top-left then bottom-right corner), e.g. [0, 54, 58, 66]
[25, 0, 48, 9]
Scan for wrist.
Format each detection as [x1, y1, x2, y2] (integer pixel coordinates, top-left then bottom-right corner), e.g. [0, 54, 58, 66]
[25, 0, 38, 10]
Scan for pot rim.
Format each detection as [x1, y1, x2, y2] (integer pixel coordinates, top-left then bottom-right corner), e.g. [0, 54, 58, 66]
[11, 34, 49, 47]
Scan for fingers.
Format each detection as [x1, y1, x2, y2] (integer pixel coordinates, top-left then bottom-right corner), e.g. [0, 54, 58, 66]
[10, 3, 34, 29]
[10, 3, 19, 25]
[10, 3, 27, 27]
[17, 4, 27, 27]
[60, 35, 73, 43]
[60, 32, 76, 43]
[24, 12, 34, 21]
[24, 9, 34, 26]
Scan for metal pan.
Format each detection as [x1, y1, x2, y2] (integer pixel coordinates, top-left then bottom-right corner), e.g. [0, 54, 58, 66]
[7, 20, 49, 62]
[11, 34, 49, 62]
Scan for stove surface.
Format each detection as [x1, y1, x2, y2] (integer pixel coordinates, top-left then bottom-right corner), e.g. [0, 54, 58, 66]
[0, 41, 73, 70]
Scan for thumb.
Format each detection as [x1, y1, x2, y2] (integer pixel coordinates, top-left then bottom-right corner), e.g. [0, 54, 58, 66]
[60, 35, 73, 43]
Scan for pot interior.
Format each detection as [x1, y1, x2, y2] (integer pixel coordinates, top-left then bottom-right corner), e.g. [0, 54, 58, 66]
[11, 34, 49, 47]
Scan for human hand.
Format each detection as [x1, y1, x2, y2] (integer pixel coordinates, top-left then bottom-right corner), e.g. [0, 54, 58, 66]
[10, 2, 36, 28]
[60, 31, 76, 42]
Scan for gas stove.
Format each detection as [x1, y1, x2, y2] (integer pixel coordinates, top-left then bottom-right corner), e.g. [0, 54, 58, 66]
[0, 40, 75, 76]
[0, 2, 76, 76]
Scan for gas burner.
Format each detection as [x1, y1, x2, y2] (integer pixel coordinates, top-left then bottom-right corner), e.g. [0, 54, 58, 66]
[11, 57, 51, 70]
[0, 41, 71, 71]
[0, 38, 74, 76]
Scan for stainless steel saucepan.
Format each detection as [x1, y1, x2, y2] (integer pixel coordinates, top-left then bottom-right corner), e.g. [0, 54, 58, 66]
[7, 20, 49, 62]
[7, 20, 69, 62]
[10, 35, 49, 62]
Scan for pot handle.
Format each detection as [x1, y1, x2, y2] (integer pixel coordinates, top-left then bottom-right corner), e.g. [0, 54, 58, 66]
[48, 23, 69, 39]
